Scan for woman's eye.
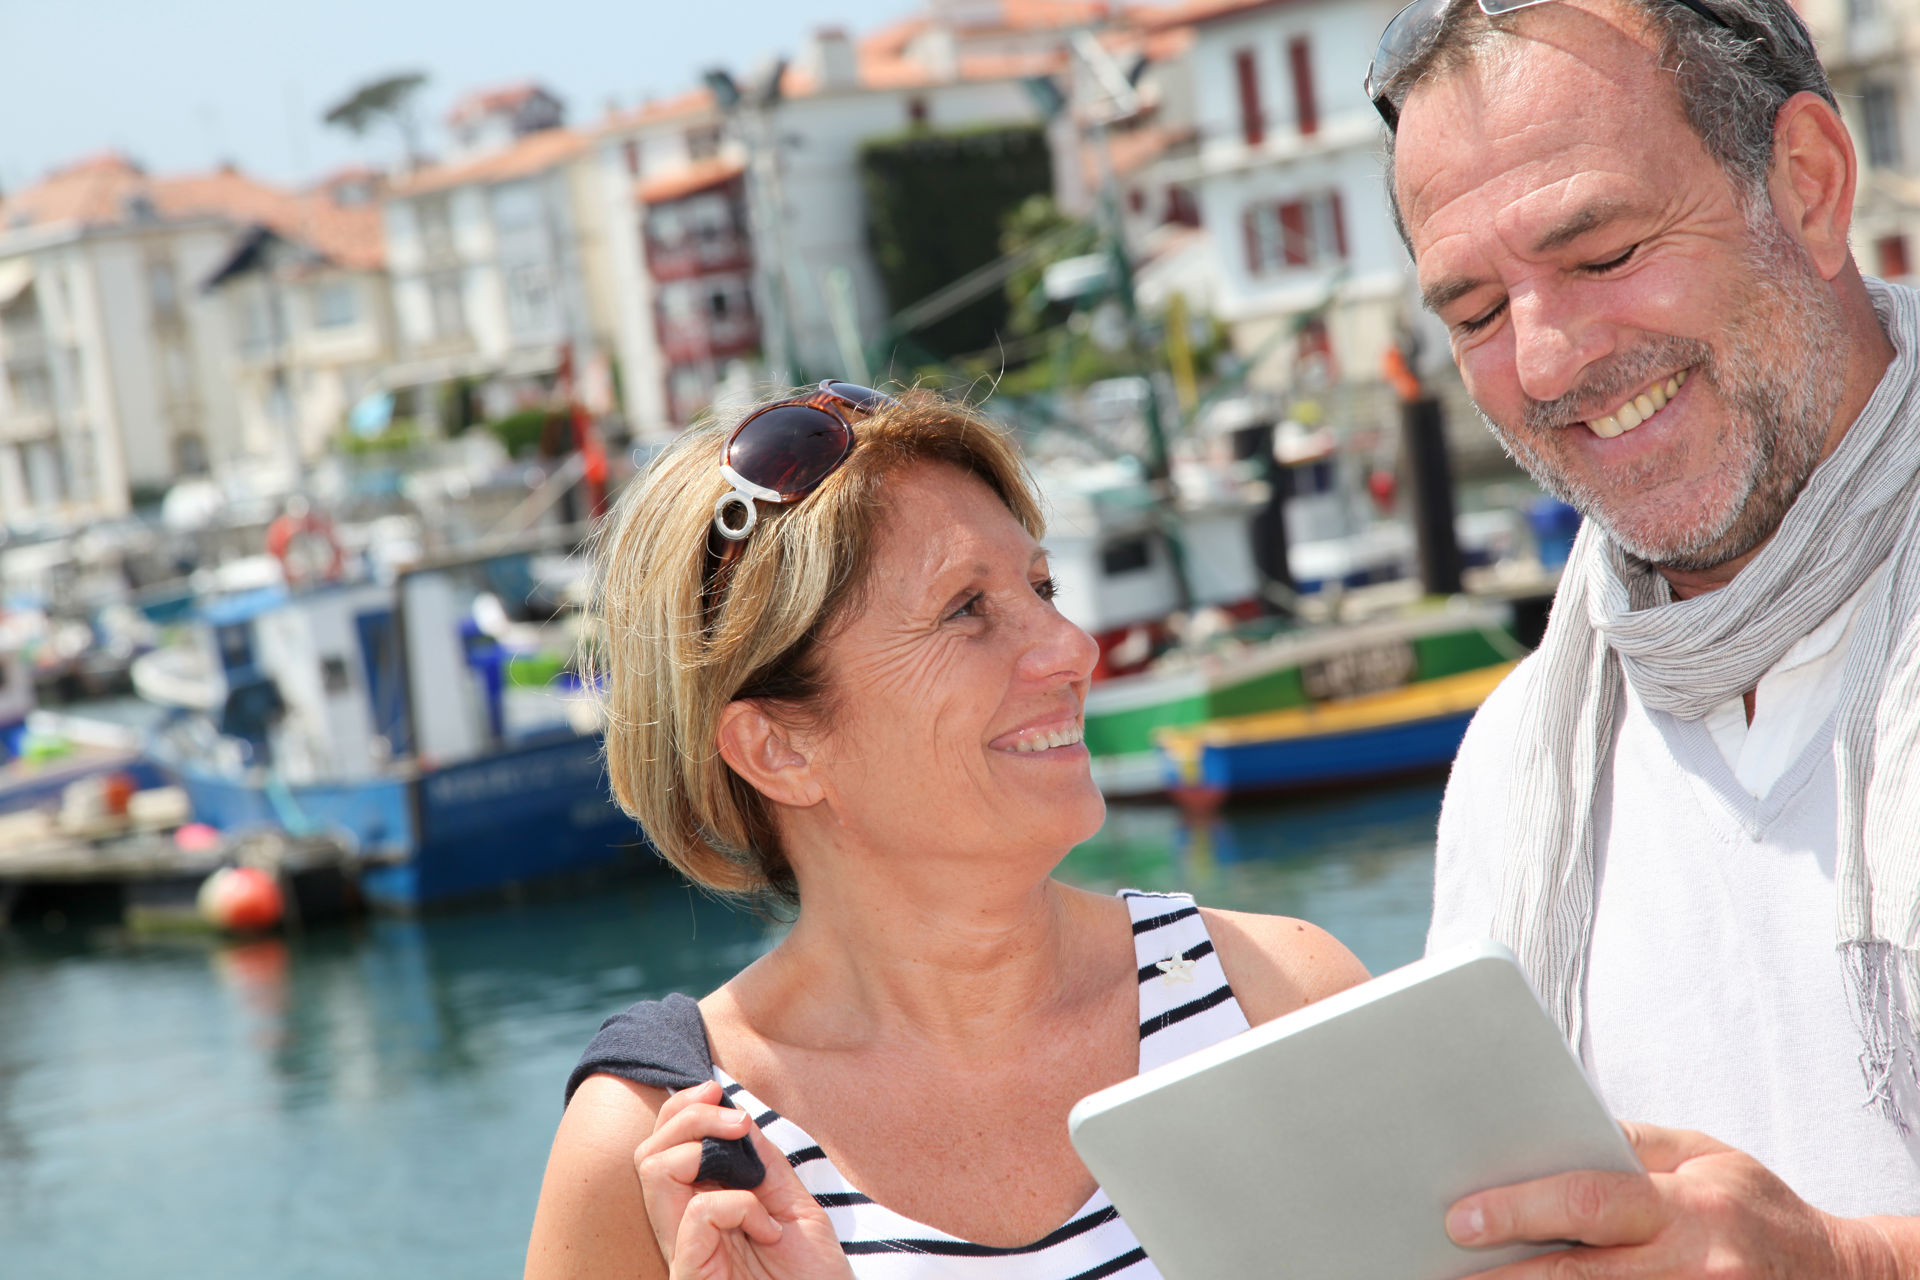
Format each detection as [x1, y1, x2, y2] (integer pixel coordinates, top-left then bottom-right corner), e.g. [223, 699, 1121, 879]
[946, 592, 984, 621]
[1034, 575, 1059, 602]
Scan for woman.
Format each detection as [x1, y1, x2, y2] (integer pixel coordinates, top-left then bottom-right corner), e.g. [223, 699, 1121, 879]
[525, 383, 1369, 1279]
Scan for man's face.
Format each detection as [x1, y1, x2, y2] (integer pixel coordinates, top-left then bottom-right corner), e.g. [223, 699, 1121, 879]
[1394, 2, 1844, 570]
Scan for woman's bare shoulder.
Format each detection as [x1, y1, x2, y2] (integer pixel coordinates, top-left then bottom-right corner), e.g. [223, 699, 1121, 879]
[1198, 906, 1370, 1026]
[524, 1074, 671, 1279]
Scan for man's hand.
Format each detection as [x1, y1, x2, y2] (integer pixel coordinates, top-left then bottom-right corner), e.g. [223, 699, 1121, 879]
[1447, 1122, 1903, 1279]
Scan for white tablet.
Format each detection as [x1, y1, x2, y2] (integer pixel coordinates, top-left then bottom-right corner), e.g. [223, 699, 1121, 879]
[1068, 940, 1640, 1280]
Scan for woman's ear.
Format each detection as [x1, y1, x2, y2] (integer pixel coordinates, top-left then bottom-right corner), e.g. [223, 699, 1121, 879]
[716, 700, 824, 809]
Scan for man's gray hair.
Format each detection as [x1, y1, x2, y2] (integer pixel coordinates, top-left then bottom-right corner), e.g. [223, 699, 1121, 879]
[1383, 0, 1837, 250]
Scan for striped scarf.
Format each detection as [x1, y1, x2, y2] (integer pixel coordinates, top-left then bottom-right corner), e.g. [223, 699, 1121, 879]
[1496, 279, 1920, 1125]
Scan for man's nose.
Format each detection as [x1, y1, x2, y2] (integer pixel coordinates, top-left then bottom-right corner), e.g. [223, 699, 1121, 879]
[1509, 286, 1613, 405]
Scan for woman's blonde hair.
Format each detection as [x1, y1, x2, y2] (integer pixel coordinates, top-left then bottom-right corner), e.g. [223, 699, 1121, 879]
[592, 389, 1044, 908]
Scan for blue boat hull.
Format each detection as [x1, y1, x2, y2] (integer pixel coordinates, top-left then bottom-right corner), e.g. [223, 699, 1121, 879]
[1163, 708, 1478, 798]
[178, 733, 649, 909]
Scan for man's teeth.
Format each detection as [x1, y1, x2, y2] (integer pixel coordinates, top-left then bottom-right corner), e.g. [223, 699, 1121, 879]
[1010, 723, 1085, 753]
[1586, 369, 1687, 439]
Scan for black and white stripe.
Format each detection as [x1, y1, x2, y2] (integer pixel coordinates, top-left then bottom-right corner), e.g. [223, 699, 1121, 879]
[714, 890, 1249, 1278]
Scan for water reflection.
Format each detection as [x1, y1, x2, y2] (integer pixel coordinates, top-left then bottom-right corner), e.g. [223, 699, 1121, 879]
[0, 787, 1441, 1278]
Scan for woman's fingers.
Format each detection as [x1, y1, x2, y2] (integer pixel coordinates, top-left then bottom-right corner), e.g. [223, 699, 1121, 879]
[668, 1191, 785, 1280]
[637, 1082, 760, 1263]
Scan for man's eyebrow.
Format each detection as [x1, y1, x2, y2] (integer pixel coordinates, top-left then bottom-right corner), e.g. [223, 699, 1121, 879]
[1531, 199, 1634, 255]
[1422, 275, 1486, 314]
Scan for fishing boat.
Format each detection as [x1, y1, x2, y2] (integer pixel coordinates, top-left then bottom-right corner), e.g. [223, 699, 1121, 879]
[1153, 660, 1519, 812]
[1083, 603, 1519, 797]
[133, 527, 649, 909]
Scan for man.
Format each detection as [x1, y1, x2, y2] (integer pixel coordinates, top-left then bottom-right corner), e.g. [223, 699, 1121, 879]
[1379, 0, 1920, 1273]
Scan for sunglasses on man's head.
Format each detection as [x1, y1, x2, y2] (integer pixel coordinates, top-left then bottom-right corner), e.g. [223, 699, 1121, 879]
[702, 379, 899, 627]
[1364, 0, 1812, 131]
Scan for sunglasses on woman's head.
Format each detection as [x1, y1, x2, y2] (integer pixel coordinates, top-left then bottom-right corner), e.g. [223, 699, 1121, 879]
[703, 379, 899, 627]
[1364, 0, 1810, 131]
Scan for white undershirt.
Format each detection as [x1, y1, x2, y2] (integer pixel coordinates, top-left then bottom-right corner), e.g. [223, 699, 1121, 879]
[1700, 565, 1884, 797]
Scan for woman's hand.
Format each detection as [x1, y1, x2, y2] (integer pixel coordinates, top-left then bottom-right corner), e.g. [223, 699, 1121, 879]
[636, 1081, 853, 1280]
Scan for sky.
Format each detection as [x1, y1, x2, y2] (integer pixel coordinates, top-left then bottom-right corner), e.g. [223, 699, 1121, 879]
[0, 0, 914, 193]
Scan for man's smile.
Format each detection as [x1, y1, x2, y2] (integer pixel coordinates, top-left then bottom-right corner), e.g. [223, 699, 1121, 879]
[1582, 368, 1690, 438]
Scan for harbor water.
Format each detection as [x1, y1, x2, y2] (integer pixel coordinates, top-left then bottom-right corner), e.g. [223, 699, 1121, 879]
[0, 780, 1443, 1278]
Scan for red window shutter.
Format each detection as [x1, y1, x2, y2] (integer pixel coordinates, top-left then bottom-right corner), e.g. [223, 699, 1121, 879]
[1289, 35, 1318, 137]
[1235, 49, 1265, 147]
[1329, 189, 1349, 260]
[1279, 201, 1309, 266]
[1878, 233, 1911, 278]
[1243, 207, 1265, 275]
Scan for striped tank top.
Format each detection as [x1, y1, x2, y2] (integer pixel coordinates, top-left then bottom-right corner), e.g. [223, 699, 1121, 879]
[713, 889, 1251, 1279]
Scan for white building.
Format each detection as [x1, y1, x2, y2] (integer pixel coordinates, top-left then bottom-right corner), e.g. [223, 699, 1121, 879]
[1802, 0, 1920, 283]
[1142, 0, 1410, 397]
[593, 1, 1149, 438]
[381, 85, 618, 427]
[202, 169, 395, 469]
[0, 154, 381, 528]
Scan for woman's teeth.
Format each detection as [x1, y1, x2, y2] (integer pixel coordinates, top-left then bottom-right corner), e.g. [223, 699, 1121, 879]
[1009, 723, 1084, 753]
[1586, 368, 1688, 439]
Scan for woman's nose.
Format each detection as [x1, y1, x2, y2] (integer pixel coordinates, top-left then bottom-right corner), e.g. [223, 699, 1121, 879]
[1019, 595, 1099, 686]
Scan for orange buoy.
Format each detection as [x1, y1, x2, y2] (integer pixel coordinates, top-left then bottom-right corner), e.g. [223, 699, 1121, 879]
[196, 866, 284, 932]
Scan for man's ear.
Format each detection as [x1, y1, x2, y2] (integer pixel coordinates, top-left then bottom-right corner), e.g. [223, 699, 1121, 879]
[1769, 91, 1859, 281]
[716, 700, 823, 809]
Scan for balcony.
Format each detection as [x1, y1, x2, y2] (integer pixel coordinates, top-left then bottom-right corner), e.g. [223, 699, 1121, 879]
[658, 310, 759, 365]
[646, 231, 753, 283]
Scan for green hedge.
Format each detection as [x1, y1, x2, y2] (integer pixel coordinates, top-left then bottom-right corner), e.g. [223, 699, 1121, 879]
[860, 123, 1053, 359]
[484, 408, 550, 458]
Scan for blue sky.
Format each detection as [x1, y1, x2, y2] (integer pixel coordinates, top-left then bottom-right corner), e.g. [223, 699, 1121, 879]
[0, 0, 912, 192]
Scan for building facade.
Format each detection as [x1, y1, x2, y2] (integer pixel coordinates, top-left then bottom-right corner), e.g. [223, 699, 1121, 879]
[0, 154, 382, 527]
[381, 85, 618, 428]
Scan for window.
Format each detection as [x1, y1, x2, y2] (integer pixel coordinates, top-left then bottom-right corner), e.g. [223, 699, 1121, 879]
[1864, 82, 1903, 169]
[623, 140, 642, 177]
[506, 264, 557, 337]
[907, 96, 930, 127]
[7, 362, 50, 412]
[313, 281, 358, 328]
[174, 432, 208, 475]
[148, 259, 179, 319]
[1243, 191, 1347, 275]
[239, 289, 278, 355]
[1101, 536, 1153, 576]
[687, 125, 723, 160]
[1878, 234, 1911, 278]
[1235, 48, 1264, 146]
[1288, 36, 1318, 137]
[416, 195, 456, 259]
[427, 270, 467, 340]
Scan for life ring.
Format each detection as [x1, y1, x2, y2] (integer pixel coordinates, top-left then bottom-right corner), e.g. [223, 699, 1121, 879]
[266, 512, 345, 586]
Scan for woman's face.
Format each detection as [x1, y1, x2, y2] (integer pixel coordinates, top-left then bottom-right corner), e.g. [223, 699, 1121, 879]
[798, 461, 1104, 872]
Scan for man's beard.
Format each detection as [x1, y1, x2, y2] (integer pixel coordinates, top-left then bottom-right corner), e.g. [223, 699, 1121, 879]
[1477, 211, 1847, 572]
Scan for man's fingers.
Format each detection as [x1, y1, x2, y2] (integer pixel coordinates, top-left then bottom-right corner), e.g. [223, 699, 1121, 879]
[1618, 1121, 1730, 1173]
[1447, 1168, 1668, 1249]
[1455, 1242, 1663, 1280]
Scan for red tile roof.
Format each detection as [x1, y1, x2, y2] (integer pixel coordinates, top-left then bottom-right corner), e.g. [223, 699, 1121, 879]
[0, 152, 383, 271]
[637, 156, 747, 205]
[391, 127, 587, 196]
[598, 87, 719, 137]
[447, 81, 557, 127]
